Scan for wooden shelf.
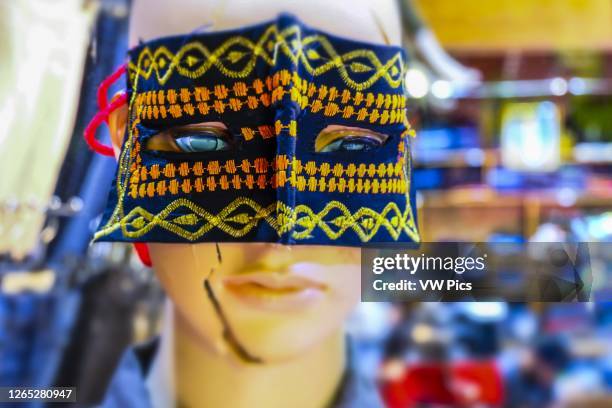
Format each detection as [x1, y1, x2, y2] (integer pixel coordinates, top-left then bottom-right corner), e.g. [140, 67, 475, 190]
[414, 143, 612, 168]
[420, 186, 612, 209]
[418, 186, 612, 240]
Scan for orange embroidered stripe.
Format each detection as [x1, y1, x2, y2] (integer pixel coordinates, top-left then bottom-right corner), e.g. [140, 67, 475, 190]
[134, 71, 406, 108]
[128, 156, 405, 184]
[137, 99, 404, 126]
[129, 173, 407, 198]
[287, 71, 406, 109]
[238, 121, 298, 140]
[133, 70, 406, 125]
[134, 70, 292, 106]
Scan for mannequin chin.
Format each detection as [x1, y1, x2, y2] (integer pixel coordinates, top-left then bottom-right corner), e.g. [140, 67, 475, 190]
[149, 242, 360, 362]
[109, 0, 401, 365]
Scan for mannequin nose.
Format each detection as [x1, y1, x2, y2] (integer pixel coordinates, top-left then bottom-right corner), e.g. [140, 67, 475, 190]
[253, 243, 294, 269]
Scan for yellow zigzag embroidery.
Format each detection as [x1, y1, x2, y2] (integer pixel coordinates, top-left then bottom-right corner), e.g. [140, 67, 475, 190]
[94, 198, 420, 243]
[128, 25, 405, 90]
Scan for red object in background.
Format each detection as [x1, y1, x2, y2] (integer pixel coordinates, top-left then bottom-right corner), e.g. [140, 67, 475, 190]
[453, 361, 505, 405]
[382, 363, 454, 407]
[381, 360, 504, 408]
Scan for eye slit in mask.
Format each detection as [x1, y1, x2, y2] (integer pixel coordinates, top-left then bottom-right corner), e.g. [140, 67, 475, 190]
[315, 125, 388, 153]
[145, 122, 233, 153]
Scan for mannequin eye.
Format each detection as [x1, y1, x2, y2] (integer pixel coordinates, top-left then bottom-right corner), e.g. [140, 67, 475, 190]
[174, 134, 230, 152]
[320, 137, 381, 152]
[146, 123, 232, 152]
[315, 126, 388, 153]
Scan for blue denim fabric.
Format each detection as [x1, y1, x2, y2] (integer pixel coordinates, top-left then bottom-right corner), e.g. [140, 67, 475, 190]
[0, 289, 80, 395]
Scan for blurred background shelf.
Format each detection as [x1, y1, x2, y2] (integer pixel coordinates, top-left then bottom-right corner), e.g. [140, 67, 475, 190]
[414, 144, 612, 168]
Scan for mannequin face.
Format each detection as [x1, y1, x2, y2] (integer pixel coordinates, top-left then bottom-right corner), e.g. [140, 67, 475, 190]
[110, 80, 362, 363]
[150, 242, 360, 361]
[110, 0, 401, 362]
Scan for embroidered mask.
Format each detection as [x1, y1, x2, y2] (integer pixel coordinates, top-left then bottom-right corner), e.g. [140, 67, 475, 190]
[92, 14, 420, 246]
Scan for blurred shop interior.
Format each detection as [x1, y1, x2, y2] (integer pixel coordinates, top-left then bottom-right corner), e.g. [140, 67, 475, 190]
[1, 0, 612, 407]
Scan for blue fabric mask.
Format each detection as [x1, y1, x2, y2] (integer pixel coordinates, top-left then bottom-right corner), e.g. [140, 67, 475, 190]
[94, 13, 420, 246]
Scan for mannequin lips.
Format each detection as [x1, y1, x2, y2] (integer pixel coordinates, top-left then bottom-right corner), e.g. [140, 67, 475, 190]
[222, 273, 327, 312]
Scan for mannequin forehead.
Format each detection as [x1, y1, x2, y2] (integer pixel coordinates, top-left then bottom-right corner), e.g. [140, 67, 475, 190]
[129, 0, 402, 47]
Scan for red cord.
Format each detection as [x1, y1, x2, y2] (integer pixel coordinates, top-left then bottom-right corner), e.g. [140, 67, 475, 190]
[83, 92, 127, 156]
[97, 64, 127, 113]
[83, 64, 128, 156]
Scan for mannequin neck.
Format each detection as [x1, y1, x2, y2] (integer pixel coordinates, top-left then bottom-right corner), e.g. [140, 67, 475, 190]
[169, 309, 346, 408]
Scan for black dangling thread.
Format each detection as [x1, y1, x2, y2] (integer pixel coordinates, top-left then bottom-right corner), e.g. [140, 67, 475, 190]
[215, 242, 223, 264]
[203, 276, 263, 364]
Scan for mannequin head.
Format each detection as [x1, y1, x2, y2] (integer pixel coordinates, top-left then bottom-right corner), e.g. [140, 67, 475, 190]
[109, 0, 402, 363]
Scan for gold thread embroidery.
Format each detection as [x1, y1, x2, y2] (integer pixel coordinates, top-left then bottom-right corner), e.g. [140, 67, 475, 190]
[128, 24, 405, 90]
[94, 197, 420, 242]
